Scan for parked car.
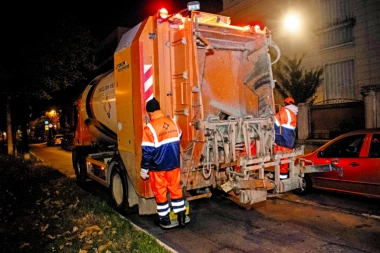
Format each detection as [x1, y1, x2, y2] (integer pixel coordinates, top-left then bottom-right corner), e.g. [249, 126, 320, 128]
[61, 133, 74, 151]
[28, 135, 46, 143]
[47, 134, 64, 146]
[294, 129, 380, 199]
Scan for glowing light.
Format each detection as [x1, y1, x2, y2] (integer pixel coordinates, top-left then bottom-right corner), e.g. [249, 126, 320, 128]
[243, 25, 250, 31]
[174, 13, 183, 20]
[159, 8, 168, 19]
[254, 25, 261, 33]
[48, 110, 56, 117]
[283, 14, 300, 31]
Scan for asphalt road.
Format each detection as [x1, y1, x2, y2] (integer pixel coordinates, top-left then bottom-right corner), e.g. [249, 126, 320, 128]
[30, 142, 76, 178]
[127, 193, 380, 253]
[29, 143, 380, 253]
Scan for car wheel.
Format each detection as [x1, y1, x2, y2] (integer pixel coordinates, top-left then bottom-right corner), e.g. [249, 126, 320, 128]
[293, 174, 312, 195]
[110, 165, 129, 212]
[72, 150, 87, 184]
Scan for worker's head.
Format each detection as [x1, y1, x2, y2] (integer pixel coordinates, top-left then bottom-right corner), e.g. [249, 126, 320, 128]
[284, 97, 295, 105]
[146, 97, 160, 113]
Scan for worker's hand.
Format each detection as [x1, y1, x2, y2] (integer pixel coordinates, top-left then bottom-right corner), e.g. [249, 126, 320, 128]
[140, 168, 149, 179]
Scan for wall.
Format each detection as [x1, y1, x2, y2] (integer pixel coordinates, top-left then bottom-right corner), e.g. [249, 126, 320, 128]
[362, 85, 380, 129]
[221, 0, 380, 104]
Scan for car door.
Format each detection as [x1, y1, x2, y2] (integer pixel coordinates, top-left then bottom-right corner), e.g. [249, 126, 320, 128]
[360, 133, 380, 197]
[311, 134, 366, 194]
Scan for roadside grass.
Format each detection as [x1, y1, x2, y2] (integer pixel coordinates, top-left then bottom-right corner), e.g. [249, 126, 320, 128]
[0, 153, 171, 253]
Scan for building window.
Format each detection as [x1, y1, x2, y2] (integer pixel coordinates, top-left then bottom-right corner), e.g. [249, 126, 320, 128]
[319, 0, 354, 49]
[325, 60, 355, 100]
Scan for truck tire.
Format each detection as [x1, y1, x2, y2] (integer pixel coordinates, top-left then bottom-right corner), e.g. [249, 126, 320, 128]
[110, 165, 129, 212]
[293, 174, 312, 196]
[72, 150, 87, 185]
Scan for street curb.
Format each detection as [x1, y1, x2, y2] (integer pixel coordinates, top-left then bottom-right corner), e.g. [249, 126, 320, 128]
[29, 150, 177, 252]
[118, 213, 178, 253]
[29, 151, 44, 163]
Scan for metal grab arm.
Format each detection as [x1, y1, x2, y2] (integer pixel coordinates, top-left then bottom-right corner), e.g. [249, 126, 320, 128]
[268, 37, 280, 65]
[301, 159, 344, 177]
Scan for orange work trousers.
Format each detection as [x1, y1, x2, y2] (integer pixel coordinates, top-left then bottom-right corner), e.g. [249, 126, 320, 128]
[148, 168, 183, 204]
[273, 145, 293, 175]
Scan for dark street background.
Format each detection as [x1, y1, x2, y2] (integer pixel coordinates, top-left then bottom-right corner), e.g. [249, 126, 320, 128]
[29, 143, 380, 253]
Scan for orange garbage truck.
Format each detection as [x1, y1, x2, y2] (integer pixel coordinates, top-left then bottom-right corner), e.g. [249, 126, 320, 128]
[72, 1, 340, 215]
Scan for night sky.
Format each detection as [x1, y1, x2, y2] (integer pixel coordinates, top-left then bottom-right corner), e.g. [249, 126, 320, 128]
[0, 0, 223, 123]
[2, 1, 222, 42]
[72, 0, 223, 40]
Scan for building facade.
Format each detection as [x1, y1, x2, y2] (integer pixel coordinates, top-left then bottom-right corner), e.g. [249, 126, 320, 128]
[221, 0, 380, 132]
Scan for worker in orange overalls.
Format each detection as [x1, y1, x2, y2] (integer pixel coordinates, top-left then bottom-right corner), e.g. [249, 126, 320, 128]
[274, 97, 298, 179]
[140, 97, 188, 228]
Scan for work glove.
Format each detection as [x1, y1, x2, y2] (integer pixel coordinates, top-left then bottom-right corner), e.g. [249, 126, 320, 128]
[140, 168, 149, 179]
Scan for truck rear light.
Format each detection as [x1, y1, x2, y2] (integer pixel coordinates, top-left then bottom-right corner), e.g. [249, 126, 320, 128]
[159, 8, 168, 19]
[254, 25, 261, 33]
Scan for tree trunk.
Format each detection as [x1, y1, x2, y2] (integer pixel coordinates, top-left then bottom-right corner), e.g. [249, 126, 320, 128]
[21, 120, 31, 160]
[18, 98, 31, 160]
[6, 96, 13, 155]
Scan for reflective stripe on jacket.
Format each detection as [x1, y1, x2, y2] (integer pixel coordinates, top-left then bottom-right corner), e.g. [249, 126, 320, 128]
[274, 107, 297, 148]
[274, 107, 297, 130]
[141, 110, 182, 171]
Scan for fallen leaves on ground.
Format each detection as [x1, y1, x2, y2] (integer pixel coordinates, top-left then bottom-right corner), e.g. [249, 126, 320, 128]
[0, 154, 172, 253]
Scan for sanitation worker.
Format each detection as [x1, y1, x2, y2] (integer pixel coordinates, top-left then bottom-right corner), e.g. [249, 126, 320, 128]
[274, 97, 298, 179]
[140, 97, 188, 228]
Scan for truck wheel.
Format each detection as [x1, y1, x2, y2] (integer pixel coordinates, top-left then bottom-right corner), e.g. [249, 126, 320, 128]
[293, 174, 312, 196]
[110, 166, 129, 212]
[72, 150, 87, 184]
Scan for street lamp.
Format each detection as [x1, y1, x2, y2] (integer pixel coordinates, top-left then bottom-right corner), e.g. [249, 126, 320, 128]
[265, 13, 302, 65]
[267, 13, 302, 33]
[283, 13, 301, 31]
[49, 110, 56, 117]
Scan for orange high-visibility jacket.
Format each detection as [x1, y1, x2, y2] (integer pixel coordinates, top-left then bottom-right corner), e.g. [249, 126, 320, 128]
[274, 105, 297, 148]
[140, 110, 182, 171]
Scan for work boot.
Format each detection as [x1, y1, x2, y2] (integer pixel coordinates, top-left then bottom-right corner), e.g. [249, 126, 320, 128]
[177, 211, 186, 228]
[154, 214, 171, 228]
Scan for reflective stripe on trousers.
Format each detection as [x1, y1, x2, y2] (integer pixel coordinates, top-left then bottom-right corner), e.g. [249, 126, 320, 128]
[149, 168, 185, 217]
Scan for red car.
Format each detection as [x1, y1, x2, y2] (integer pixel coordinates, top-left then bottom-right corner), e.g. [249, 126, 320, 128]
[295, 129, 380, 199]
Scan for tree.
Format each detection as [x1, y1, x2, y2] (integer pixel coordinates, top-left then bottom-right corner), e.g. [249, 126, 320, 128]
[0, 64, 14, 155]
[0, 6, 97, 157]
[273, 54, 324, 104]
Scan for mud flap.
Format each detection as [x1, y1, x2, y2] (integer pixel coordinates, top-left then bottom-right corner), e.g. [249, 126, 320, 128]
[137, 196, 157, 215]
